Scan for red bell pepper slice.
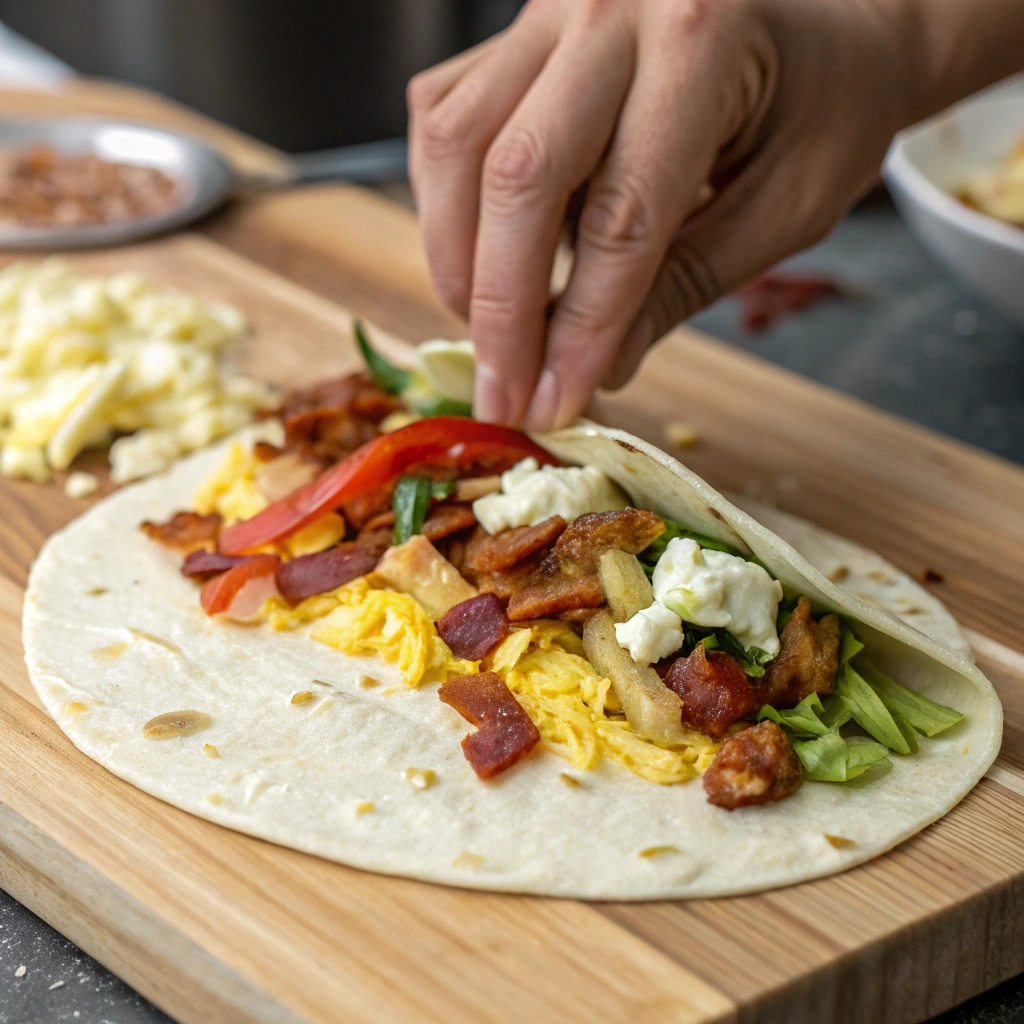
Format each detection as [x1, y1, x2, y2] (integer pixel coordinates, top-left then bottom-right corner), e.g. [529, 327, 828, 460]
[199, 554, 280, 615]
[219, 417, 557, 554]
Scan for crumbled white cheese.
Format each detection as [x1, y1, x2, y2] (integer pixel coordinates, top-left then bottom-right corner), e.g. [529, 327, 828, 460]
[64, 470, 99, 499]
[616, 537, 783, 665]
[0, 258, 276, 484]
[472, 457, 627, 534]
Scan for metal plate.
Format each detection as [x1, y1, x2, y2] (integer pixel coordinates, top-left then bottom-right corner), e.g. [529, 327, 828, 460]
[0, 117, 233, 249]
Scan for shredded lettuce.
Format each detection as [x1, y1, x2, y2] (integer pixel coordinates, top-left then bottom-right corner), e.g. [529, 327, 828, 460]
[413, 395, 473, 417]
[839, 626, 865, 666]
[354, 321, 410, 395]
[791, 731, 890, 782]
[392, 475, 432, 544]
[756, 693, 830, 737]
[835, 663, 914, 754]
[856, 660, 964, 737]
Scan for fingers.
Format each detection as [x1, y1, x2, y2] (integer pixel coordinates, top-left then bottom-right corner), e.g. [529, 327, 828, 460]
[409, 17, 559, 318]
[470, 14, 636, 424]
[602, 141, 847, 390]
[521, 14, 731, 429]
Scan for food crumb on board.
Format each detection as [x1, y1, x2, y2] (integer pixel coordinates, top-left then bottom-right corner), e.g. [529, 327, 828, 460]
[14, 965, 26, 978]
[665, 421, 699, 449]
[290, 690, 314, 705]
[48, 980, 66, 990]
[824, 834, 855, 849]
[203, 743, 220, 758]
[403, 768, 437, 790]
[920, 567, 945, 583]
[63, 471, 99, 499]
[639, 845, 680, 858]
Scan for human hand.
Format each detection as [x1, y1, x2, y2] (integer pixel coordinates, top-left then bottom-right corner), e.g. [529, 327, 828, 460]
[408, 0, 1023, 429]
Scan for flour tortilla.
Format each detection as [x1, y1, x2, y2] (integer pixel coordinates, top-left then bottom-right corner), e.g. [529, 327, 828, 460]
[23, 424, 1001, 899]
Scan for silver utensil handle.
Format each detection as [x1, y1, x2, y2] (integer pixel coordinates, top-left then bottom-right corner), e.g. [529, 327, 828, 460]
[285, 137, 409, 185]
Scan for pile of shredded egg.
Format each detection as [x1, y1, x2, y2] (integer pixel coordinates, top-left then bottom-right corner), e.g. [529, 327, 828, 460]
[195, 441, 719, 786]
[0, 258, 276, 486]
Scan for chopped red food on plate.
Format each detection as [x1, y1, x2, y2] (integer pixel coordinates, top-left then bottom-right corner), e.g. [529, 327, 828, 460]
[664, 644, 759, 739]
[180, 550, 248, 581]
[464, 516, 566, 574]
[506, 572, 604, 621]
[220, 418, 558, 554]
[141, 511, 222, 552]
[200, 554, 280, 617]
[276, 545, 380, 605]
[436, 593, 510, 660]
[438, 671, 540, 778]
[703, 720, 802, 809]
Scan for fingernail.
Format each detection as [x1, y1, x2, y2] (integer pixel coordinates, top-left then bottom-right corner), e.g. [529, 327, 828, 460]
[474, 363, 508, 424]
[522, 369, 560, 431]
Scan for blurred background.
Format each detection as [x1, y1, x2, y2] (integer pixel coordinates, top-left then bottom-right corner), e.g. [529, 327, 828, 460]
[0, 0, 524, 150]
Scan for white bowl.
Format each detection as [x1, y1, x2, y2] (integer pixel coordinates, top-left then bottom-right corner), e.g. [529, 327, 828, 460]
[883, 74, 1024, 326]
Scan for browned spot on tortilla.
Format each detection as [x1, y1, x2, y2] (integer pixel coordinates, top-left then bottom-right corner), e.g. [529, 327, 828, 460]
[707, 508, 725, 521]
[615, 439, 640, 454]
[143, 710, 212, 739]
[824, 833, 855, 849]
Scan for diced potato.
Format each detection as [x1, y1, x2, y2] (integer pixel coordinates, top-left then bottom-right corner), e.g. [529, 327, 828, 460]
[583, 610, 687, 746]
[598, 549, 655, 623]
[374, 535, 476, 619]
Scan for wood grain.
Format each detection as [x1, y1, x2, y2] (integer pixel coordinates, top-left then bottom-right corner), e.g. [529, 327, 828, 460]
[0, 81, 1023, 1024]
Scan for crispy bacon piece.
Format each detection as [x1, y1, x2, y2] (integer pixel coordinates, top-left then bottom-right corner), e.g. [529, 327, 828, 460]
[475, 557, 542, 602]
[664, 644, 759, 739]
[360, 510, 395, 534]
[422, 503, 478, 543]
[141, 511, 221, 552]
[277, 544, 379, 605]
[436, 593, 510, 660]
[464, 517, 566, 575]
[506, 573, 604, 622]
[180, 550, 248, 582]
[761, 598, 840, 707]
[438, 671, 540, 779]
[548, 509, 665, 575]
[703, 720, 802, 809]
[341, 483, 395, 531]
[354, 526, 393, 561]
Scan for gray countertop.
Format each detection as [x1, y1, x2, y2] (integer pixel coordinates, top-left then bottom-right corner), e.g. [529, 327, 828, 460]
[1, 197, 1022, 1024]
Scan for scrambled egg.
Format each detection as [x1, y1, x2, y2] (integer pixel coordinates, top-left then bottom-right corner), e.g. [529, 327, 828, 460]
[195, 443, 719, 786]
[0, 259, 276, 483]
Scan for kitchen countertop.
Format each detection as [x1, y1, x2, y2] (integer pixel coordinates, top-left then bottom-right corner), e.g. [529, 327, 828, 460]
[1, 194, 1022, 1024]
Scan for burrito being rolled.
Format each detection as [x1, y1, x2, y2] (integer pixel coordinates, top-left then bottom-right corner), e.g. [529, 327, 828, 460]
[23, 330, 1001, 899]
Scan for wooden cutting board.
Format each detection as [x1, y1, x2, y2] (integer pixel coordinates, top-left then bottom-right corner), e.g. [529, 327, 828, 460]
[1, 81, 1024, 1024]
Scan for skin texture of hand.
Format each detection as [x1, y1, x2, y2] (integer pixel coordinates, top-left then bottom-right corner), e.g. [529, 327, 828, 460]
[408, 0, 1024, 429]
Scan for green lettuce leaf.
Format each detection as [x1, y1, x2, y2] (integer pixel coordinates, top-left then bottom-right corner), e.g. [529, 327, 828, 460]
[857, 660, 964, 737]
[819, 693, 854, 731]
[354, 321, 410, 395]
[839, 627, 865, 666]
[835, 663, 913, 754]
[756, 693, 830, 737]
[792, 731, 890, 782]
[714, 630, 774, 678]
[412, 395, 473, 418]
[392, 475, 432, 545]
[639, 517, 745, 569]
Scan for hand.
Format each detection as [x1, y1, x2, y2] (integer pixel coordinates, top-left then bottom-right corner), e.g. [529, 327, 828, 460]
[408, 0, 1024, 429]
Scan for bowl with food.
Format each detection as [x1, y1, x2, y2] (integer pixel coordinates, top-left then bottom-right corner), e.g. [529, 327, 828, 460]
[883, 74, 1024, 326]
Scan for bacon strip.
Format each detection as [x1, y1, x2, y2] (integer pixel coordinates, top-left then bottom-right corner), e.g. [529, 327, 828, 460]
[663, 644, 758, 739]
[464, 516, 566, 574]
[438, 671, 540, 779]
[761, 597, 840, 707]
[141, 511, 221, 552]
[422, 503, 478, 542]
[276, 544, 379, 605]
[703, 720, 802, 809]
[506, 573, 604, 622]
[180, 550, 248, 582]
[549, 508, 665, 575]
[436, 593, 510, 660]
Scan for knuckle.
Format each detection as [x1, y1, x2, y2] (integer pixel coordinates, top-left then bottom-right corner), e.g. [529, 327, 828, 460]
[577, 178, 656, 254]
[431, 268, 472, 315]
[406, 70, 441, 114]
[483, 129, 550, 199]
[419, 106, 465, 162]
[652, 241, 722, 329]
[663, 0, 713, 36]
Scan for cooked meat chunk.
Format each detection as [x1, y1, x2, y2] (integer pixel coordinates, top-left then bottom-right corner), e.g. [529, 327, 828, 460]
[277, 545, 379, 604]
[341, 483, 395, 530]
[464, 517, 566, 574]
[141, 511, 221, 552]
[703, 720, 802, 809]
[761, 597, 841, 707]
[436, 593, 510, 660]
[549, 509, 665, 575]
[180, 550, 248, 581]
[422, 503, 478, 543]
[663, 644, 760, 739]
[438, 671, 540, 778]
[506, 573, 604, 621]
[475, 557, 543, 602]
[374, 535, 477, 619]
